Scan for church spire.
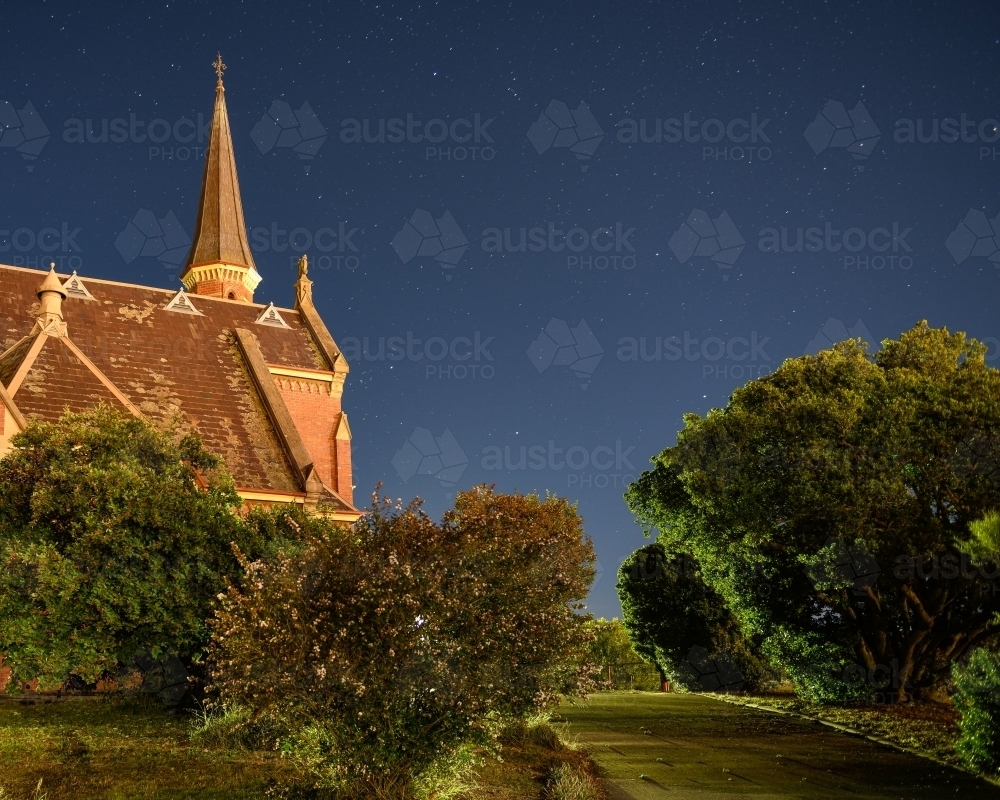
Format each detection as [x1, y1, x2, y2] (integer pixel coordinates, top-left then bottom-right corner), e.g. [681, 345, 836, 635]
[181, 53, 261, 303]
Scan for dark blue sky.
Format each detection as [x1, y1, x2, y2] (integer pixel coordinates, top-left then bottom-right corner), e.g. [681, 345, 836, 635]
[3, 0, 999, 617]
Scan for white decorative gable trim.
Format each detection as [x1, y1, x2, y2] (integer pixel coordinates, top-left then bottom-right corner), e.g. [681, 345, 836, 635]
[164, 288, 204, 315]
[62, 271, 96, 301]
[256, 303, 291, 329]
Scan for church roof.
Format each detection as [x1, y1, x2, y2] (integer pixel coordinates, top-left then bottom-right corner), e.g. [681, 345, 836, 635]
[182, 56, 257, 276]
[0, 264, 356, 516]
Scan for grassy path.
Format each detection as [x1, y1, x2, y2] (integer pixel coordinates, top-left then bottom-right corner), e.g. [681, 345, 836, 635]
[557, 692, 1000, 800]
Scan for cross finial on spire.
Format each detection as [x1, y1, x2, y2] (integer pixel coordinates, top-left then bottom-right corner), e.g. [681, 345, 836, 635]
[213, 52, 226, 87]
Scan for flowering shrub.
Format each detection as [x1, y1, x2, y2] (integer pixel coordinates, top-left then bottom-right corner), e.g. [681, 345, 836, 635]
[208, 486, 596, 799]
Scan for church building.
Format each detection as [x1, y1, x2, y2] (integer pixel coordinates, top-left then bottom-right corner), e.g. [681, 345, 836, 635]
[0, 58, 360, 521]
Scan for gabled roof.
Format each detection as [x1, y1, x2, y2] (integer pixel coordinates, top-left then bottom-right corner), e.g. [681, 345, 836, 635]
[8, 336, 130, 420]
[0, 264, 357, 515]
[0, 335, 37, 388]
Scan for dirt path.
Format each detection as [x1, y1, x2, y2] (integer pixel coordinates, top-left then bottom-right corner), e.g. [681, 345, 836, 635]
[557, 693, 1000, 799]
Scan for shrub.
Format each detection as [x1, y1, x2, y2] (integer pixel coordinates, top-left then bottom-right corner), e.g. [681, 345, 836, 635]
[545, 763, 601, 800]
[191, 704, 289, 752]
[409, 744, 482, 800]
[953, 648, 1000, 774]
[0, 407, 263, 690]
[499, 714, 565, 750]
[208, 487, 596, 799]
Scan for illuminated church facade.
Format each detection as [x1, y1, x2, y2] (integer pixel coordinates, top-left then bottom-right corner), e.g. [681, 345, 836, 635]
[0, 57, 360, 521]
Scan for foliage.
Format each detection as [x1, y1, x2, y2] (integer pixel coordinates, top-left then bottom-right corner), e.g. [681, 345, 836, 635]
[953, 648, 1000, 774]
[582, 617, 660, 690]
[191, 703, 288, 752]
[499, 713, 566, 750]
[545, 762, 602, 800]
[208, 486, 596, 799]
[0, 406, 293, 690]
[962, 510, 1000, 565]
[616, 543, 768, 690]
[584, 618, 636, 667]
[626, 324, 1000, 702]
[409, 744, 483, 800]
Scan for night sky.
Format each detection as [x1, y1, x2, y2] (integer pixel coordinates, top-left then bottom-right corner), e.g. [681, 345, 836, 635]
[3, 1, 999, 617]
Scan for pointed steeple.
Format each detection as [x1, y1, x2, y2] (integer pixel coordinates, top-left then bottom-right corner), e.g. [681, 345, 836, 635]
[181, 54, 262, 302]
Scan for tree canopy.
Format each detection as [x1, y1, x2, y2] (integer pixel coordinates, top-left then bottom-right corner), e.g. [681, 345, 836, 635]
[626, 323, 1000, 702]
[0, 405, 283, 690]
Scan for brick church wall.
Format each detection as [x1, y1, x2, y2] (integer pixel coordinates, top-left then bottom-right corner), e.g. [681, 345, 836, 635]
[275, 376, 351, 501]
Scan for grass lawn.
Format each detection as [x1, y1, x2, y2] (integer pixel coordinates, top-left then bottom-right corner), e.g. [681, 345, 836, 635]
[719, 691, 966, 768]
[0, 698, 596, 800]
[0, 698, 300, 799]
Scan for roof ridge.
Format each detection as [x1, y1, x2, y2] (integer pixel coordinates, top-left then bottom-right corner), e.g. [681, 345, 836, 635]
[0, 375, 26, 430]
[0, 264, 300, 313]
[3, 333, 46, 395]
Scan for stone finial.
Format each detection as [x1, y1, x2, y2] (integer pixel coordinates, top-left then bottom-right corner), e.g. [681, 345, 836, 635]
[33, 263, 68, 336]
[295, 254, 314, 308]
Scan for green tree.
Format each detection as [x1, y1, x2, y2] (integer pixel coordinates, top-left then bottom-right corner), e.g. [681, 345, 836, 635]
[208, 487, 596, 800]
[584, 618, 637, 668]
[953, 648, 1000, 774]
[626, 324, 1000, 702]
[0, 405, 277, 690]
[617, 543, 768, 689]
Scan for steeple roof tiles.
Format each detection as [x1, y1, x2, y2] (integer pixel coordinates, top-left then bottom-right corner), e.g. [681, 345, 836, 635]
[182, 60, 258, 283]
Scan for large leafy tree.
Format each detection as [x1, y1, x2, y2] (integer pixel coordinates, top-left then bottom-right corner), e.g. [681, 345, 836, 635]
[0, 405, 276, 690]
[209, 487, 596, 799]
[626, 324, 1000, 702]
[617, 543, 768, 689]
